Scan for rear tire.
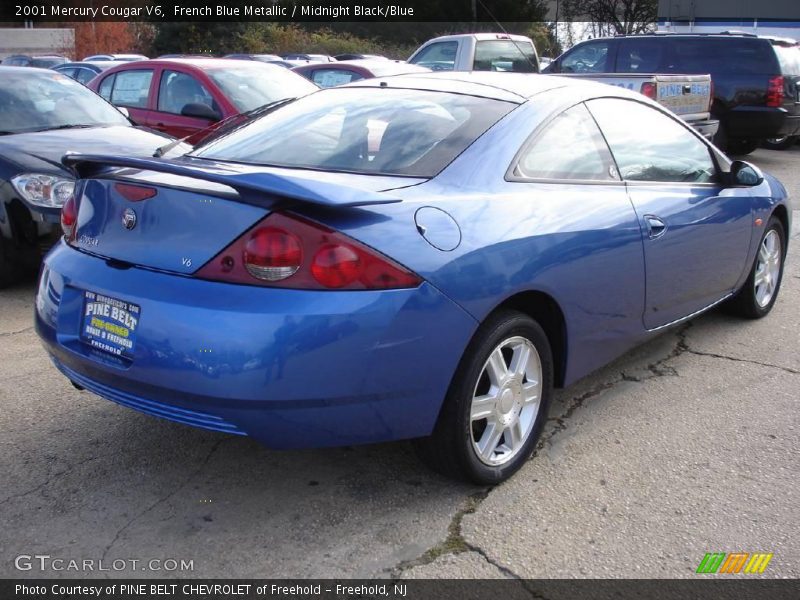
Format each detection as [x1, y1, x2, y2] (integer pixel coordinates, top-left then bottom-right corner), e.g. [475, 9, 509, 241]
[723, 216, 785, 319]
[415, 310, 553, 485]
[762, 135, 797, 151]
[726, 137, 760, 156]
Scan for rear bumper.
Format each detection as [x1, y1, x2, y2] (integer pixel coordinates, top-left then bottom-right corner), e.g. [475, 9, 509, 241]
[724, 106, 799, 138]
[688, 118, 719, 140]
[36, 242, 477, 448]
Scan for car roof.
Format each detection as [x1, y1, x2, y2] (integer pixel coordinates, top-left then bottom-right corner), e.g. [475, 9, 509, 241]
[301, 59, 428, 73]
[103, 58, 282, 70]
[423, 33, 533, 43]
[345, 72, 603, 102]
[0, 65, 66, 75]
[56, 61, 125, 69]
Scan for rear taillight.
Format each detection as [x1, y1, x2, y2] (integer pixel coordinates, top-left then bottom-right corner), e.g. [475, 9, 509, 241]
[60, 194, 78, 242]
[767, 75, 784, 107]
[708, 79, 714, 111]
[640, 82, 656, 100]
[244, 227, 303, 281]
[196, 212, 422, 290]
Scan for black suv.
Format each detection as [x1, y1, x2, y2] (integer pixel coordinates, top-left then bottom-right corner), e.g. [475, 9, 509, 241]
[544, 33, 800, 155]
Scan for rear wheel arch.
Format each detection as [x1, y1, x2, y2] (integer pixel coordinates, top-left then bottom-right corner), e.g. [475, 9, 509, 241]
[771, 204, 790, 255]
[491, 290, 568, 388]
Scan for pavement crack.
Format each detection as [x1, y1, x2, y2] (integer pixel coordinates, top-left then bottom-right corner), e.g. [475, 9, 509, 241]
[100, 438, 226, 565]
[0, 454, 105, 506]
[684, 348, 799, 375]
[390, 488, 490, 575]
[0, 326, 34, 338]
[540, 325, 690, 448]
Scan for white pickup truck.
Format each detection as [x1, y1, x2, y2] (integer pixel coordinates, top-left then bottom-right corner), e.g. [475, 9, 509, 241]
[407, 33, 540, 73]
[556, 73, 719, 139]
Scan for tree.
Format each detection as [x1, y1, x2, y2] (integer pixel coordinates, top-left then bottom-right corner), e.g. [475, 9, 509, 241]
[72, 22, 136, 59]
[562, 0, 657, 35]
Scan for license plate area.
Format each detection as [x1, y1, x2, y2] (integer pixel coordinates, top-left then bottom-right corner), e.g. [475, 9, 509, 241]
[80, 290, 140, 359]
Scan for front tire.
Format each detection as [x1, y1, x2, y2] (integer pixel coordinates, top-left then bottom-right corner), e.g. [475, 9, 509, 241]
[415, 310, 553, 484]
[724, 216, 786, 318]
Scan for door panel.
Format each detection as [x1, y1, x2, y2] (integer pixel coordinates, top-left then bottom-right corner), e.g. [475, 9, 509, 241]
[587, 96, 755, 329]
[625, 185, 753, 328]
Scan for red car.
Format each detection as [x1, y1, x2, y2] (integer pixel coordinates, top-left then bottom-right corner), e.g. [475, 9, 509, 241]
[88, 58, 317, 143]
[293, 59, 430, 88]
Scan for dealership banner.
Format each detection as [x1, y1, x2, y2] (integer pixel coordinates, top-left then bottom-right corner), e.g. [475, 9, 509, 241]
[4, 579, 800, 600]
[3, 0, 800, 23]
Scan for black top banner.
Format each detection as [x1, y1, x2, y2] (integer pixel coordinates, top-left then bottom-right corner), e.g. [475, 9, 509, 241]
[3, 0, 799, 23]
[6, 0, 541, 23]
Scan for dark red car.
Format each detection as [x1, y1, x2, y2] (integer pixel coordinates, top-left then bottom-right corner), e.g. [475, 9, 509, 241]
[88, 58, 317, 143]
[293, 59, 430, 88]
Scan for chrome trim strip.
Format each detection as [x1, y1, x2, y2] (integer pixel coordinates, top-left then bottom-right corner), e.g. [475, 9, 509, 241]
[646, 292, 734, 332]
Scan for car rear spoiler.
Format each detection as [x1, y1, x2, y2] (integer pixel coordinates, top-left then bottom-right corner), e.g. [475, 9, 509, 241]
[61, 154, 403, 209]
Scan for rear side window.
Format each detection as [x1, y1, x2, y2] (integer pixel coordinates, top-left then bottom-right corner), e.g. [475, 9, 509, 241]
[409, 41, 458, 71]
[473, 40, 537, 73]
[617, 38, 667, 73]
[75, 68, 97, 85]
[667, 38, 779, 75]
[587, 98, 717, 184]
[194, 88, 515, 178]
[512, 103, 618, 181]
[109, 70, 153, 108]
[310, 69, 364, 88]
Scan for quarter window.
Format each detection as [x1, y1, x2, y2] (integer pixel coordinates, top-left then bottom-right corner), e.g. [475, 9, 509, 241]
[98, 74, 115, 100]
[513, 103, 618, 181]
[109, 70, 153, 108]
[587, 98, 717, 184]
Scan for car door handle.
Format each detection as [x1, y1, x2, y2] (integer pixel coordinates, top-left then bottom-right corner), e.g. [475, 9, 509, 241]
[645, 215, 667, 239]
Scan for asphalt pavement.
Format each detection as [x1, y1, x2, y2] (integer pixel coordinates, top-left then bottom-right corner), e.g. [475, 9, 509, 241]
[1, 146, 798, 579]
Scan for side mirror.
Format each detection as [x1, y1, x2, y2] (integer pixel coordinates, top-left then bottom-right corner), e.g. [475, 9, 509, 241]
[181, 103, 221, 121]
[729, 160, 764, 187]
[117, 106, 130, 118]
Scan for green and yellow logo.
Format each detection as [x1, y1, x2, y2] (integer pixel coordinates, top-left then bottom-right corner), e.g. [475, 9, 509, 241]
[696, 552, 773, 574]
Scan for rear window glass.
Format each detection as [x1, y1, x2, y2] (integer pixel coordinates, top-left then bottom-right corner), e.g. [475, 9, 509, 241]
[473, 40, 537, 72]
[668, 38, 779, 75]
[774, 45, 800, 75]
[193, 88, 515, 177]
[310, 69, 363, 88]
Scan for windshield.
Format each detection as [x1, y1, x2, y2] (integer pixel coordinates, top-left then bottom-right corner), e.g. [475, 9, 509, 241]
[193, 87, 515, 177]
[206, 65, 318, 112]
[0, 70, 129, 134]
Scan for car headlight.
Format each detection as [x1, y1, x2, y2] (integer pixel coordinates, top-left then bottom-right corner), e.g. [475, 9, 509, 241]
[10, 173, 75, 208]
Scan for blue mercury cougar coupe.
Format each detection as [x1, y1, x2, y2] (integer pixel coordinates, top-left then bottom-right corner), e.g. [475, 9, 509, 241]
[36, 73, 790, 483]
